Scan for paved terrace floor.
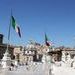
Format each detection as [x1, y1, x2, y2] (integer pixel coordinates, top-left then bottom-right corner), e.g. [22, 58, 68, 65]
[0, 62, 75, 75]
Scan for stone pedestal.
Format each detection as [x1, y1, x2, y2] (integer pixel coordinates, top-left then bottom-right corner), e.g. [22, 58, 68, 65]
[1, 50, 11, 69]
[62, 51, 66, 62]
[42, 54, 53, 75]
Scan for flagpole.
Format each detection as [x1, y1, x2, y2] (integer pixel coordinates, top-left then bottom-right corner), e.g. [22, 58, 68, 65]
[1, 10, 12, 69]
[6, 10, 12, 52]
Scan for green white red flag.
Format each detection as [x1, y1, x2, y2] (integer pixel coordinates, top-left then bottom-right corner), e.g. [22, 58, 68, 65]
[11, 16, 21, 37]
[45, 33, 50, 46]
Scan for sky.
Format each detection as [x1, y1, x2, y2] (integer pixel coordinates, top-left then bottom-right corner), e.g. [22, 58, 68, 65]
[0, 0, 75, 47]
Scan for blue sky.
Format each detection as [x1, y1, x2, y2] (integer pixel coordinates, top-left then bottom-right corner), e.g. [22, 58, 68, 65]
[0, 0, 75, 47]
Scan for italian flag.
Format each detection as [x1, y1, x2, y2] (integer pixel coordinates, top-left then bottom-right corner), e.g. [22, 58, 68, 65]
[11, 16, 21, 37]
[45, 33, 50, 46]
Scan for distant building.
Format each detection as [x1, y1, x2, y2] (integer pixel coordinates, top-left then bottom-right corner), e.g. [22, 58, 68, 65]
[48, 48, 62, 61]
[13, 40, 75, 63]
[0, 34, 14, 60]
[48, 47, 75, 61]
[13, 41, 44, 63]
[14, 46, 23, 63]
